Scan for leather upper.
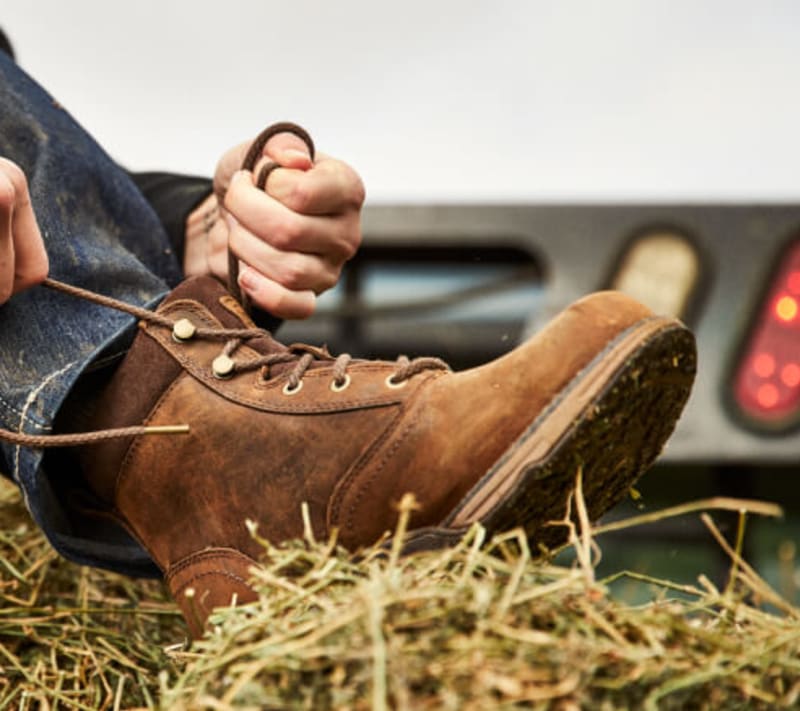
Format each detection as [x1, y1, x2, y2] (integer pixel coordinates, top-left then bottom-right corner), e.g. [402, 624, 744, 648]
[77, 277, 654, 569]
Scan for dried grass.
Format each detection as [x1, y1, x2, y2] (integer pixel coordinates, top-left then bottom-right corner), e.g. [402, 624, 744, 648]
[1, 474, 798, 710]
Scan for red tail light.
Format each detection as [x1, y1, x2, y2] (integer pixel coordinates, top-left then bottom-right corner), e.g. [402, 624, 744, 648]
[733, 240, 800, 429]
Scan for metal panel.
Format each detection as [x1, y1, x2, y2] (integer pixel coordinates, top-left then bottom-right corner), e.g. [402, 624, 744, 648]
[280, 204, 800, 465]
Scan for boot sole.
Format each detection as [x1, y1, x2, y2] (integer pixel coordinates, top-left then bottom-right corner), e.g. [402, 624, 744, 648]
[403, 316, 697, 552]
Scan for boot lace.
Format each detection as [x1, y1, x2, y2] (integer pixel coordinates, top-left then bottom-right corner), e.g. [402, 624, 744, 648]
[0, 278, 450, 449]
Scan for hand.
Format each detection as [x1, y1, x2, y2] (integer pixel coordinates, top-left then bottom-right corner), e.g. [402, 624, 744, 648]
[0, 158, 48, 305]
[185, 129, 365, 319]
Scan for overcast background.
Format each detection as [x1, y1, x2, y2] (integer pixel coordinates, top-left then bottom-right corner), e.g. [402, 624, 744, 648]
[4, 1, 800, 203]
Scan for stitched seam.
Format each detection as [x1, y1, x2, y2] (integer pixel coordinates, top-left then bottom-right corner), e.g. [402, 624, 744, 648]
[167, 549, 256, 577]
[0, 392, 50, 428]
[170, 570, 253, 599]
[151, 300, 424, 411]
[344, 417, 419, 532]
[328, 371, 442, 527]
[150, 326, 410, 413]
[114, 372, 188, 502]
[404, 527, 466, 548]
[333, 373, 441, 533]
[14, 359, 77, 483]
[327, 409, 404, 526]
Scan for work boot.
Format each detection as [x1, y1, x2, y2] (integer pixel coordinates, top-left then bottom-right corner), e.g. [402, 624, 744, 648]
[56, 274, 696, 637]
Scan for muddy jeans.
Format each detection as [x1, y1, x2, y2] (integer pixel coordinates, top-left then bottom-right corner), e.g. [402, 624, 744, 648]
[0, 52, 183, 576]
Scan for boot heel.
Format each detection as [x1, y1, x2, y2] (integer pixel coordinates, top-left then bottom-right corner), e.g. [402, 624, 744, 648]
[165, 547, 260, 638]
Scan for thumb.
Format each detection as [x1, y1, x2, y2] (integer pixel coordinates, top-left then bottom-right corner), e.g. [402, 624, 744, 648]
[262, 131, 313, 170]
[214, 128, 314, 202]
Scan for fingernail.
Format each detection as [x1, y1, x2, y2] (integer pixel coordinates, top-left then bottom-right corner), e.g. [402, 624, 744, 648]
[230, 170, 251, 186]
[238, 264, 256, 291]
[284, 148, 311, 163]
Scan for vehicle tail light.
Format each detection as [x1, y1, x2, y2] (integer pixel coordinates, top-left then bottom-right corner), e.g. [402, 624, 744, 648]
[732, 240, 800, 429]
[610, 230, 700, 320]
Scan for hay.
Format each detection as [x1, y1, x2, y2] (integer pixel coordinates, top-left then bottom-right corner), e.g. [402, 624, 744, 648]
[1, 475, 798, 710]
[0, 477, 184, 710]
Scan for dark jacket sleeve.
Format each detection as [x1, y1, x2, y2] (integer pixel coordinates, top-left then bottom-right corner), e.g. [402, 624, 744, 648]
[128, 172, 213, 261]
[128, 171, 283, 332]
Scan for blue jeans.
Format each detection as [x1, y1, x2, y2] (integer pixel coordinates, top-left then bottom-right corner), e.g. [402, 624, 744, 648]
[0, 52, 184, 577]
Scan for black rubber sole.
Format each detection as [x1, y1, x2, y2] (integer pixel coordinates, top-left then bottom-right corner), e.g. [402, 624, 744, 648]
[404, 320, 697, 553]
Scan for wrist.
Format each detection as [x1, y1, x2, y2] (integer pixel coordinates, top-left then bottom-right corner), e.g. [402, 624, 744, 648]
[183, 192, 219, 277]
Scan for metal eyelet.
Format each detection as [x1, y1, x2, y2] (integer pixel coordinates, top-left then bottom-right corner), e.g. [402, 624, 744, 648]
[172, 318, 196, 342]
[385, 374, 408, 389]
[212, 354, 235, 379]
[283, 380, 304, 396]
[330, 374, 351, 393]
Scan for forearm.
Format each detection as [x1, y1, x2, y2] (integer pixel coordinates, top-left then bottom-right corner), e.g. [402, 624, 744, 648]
[183, 191, 221, 278]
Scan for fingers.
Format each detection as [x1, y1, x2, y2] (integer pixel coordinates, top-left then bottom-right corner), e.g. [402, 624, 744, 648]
[226, 213, 341, 293]
[0, 168, 15, 304]
[214, 127, 365, 320]
[238, 263, 317, 320]
[213, 129, 314, 203]
[265, 153, 365, 216]
[261, 131, 314, 171]
[224, 170, 361, 260]
[7, 165, 48, 290]
[0, 158, 48, 305]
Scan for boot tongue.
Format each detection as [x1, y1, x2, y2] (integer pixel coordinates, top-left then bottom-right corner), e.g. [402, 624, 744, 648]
[160, 276, 290, 357]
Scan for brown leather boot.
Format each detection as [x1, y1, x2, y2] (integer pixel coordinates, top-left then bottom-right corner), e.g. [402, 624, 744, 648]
[60, 274, 695, 637]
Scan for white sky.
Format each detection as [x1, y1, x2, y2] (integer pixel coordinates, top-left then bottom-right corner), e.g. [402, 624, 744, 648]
[4, 1, 800, 202]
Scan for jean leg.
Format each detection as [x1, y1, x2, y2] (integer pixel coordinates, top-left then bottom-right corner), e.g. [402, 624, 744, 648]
[0, 52, 182, 576]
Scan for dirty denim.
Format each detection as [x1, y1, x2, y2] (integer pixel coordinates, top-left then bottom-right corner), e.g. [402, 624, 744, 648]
[0, 52, 183, 576]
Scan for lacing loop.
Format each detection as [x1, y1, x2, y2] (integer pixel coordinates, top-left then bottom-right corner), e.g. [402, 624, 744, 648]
[390, 355, 451, 384]
[0, 278, 450, 449]
[211, 338, 448, 394]
[331, 374, 351, 392]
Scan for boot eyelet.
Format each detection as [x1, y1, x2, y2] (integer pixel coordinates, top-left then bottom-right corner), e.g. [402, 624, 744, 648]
[385, 374, 407, 389]
[330, 374, 351, 393]
[212, 354, 235, 379]
[283, 380, 304, 396]
[172, 318, 197, 342]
